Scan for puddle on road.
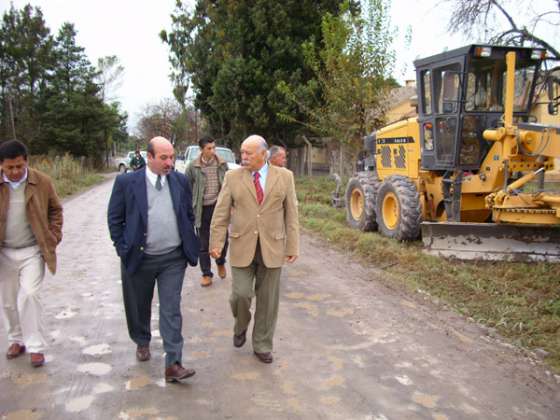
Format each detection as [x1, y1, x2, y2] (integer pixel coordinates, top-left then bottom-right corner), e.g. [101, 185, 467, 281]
[211, 329, 231, 337]
[55, 308, 78, 319]
[231, 371, 260, 381]
[319, 375, 346, 390]
[118, 407, 159, 419]
[65, 395, 95, 413]
[77, 363, 112, 376]
[395, 361, 413, 369]
[395, 375, 413, 386]
[319, 395, 340, 406]
[5, 409, 43, 420]
[93, 383, 114, 394]
[327, 355, 344, 371]
[305, 293, 330, 302]
[69, 336, 88, 346]
[326, 307, 354, 317]
[286, 398, 303, 413]
[11, 372, 48, 386]
[412, 391, 440, 409]
[125, 375, 152, 391]
[280, 380, 297, 396]
[82, 343, 112, 356]
[293, 302, 319, 318]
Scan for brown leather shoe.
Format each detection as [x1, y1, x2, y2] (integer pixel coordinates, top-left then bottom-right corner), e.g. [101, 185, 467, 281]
[30, 352, 45, 367]
[254, 351, 273, 364]
[217, 264, 227, 279]
[233, 330, 246, 348]
[200, 276, 212, 287]
[136, 345, 151, 362]
[165, 363, 196, 383]
[6, 343, 26, 359]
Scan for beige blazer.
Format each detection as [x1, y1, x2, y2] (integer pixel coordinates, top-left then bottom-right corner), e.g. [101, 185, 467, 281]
[210, 164, 299, 268]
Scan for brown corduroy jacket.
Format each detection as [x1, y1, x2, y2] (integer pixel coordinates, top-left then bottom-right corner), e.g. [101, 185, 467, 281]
[0, 167, 63, 273]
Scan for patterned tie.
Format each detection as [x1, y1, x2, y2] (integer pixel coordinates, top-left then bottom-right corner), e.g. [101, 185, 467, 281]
[155, 175, 162, 191]
[253, 172, 264, 205]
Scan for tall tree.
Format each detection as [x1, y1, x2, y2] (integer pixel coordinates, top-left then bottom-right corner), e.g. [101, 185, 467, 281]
[278, 0, 395, 157]
[444, 0, 560, 59]
[161, 0, 351, 147]
[0, 4, 54, 147]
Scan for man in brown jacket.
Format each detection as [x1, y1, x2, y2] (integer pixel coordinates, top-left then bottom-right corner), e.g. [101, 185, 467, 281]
[210, 135, 299, 364]
[0, 140, 63, 367]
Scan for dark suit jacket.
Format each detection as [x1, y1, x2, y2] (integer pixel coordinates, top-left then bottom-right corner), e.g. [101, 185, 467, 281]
[107, 168, 199, 275]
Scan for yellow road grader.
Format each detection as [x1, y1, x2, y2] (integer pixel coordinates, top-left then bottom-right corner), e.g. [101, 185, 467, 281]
[345, 44, 560, 262]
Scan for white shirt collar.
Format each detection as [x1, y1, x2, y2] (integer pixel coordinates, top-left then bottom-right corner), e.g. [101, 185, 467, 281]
[2, 168, 28, 190]
[145, 166, 166, 188]
[252, 162, 268, 179]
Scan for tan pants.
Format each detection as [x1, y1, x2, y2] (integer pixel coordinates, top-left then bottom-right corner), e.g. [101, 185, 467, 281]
[0, 245, 48, 353]
[230, 244, 281, 353]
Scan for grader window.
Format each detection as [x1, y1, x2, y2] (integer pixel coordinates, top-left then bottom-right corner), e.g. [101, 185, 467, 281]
[422, 70, 432, 114]
[465, 55, 537, 113]
[434, 64, 461, 113]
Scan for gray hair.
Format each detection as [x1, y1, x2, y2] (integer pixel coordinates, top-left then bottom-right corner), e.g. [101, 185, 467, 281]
[269, 145, 285, 159]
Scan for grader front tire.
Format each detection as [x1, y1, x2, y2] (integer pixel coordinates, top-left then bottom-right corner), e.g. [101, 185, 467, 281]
[345, 175, 378, 232]
[376, 176, 421, 241]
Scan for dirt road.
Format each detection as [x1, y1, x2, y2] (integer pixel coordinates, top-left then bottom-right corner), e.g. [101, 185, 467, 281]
[1, 176, 559, 419]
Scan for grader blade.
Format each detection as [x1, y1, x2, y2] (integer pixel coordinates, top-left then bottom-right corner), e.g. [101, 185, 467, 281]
[421, 222, 560, 263]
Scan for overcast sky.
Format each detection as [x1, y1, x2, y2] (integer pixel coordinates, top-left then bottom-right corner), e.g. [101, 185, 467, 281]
[2, 1, 555, 132]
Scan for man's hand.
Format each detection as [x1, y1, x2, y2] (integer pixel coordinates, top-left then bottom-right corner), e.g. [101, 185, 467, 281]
[285, 255, 297, 263]
[210, 248, 221, 259]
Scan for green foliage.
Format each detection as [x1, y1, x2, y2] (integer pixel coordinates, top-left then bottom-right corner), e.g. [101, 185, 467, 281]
[278, 0, 396, 150]
[297, 175, 560, 372]
[161, 0, 347, 147]
[0, 5, 128, 165]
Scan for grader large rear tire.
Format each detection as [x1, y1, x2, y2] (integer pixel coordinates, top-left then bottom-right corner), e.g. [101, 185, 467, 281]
[345, 173, 380, 231]
[376, 175, 421, 240]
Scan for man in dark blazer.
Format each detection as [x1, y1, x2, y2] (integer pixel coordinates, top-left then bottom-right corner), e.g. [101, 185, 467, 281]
[108, 136, 199, 383]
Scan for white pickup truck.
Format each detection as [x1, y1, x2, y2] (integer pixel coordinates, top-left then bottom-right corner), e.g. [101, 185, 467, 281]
[174, 145, 240, 173]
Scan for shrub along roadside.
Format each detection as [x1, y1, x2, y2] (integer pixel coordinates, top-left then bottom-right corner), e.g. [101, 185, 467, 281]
[296, 176, 560, 373]
[29, 154, 104, 198]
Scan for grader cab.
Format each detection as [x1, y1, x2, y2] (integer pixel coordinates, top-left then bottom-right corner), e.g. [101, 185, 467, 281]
[345, 44, 560, 262]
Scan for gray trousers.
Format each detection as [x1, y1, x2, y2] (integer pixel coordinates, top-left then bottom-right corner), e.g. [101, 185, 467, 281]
[121, 247, 187, 367]
[230, 244, 281, 353]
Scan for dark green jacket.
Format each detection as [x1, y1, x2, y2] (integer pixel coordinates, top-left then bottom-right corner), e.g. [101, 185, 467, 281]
[185, 155, 228, 228]
[130, 154, 145, 171]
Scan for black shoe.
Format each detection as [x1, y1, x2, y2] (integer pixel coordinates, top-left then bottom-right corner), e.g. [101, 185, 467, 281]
[233, 330, 247, 348]
[254, 351, 273, 364]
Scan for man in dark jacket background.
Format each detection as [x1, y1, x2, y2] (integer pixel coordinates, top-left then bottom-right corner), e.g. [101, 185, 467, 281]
[107, 136, 199, 383]
[185, 135, 229, 287]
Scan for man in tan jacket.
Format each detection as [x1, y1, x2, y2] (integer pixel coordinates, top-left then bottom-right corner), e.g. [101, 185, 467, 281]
[210, 135, 299, 363]
[0, 140, 63, 367]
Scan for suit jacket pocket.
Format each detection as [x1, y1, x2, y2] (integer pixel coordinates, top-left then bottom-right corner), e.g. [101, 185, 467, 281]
[230, 232, 241, 239]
